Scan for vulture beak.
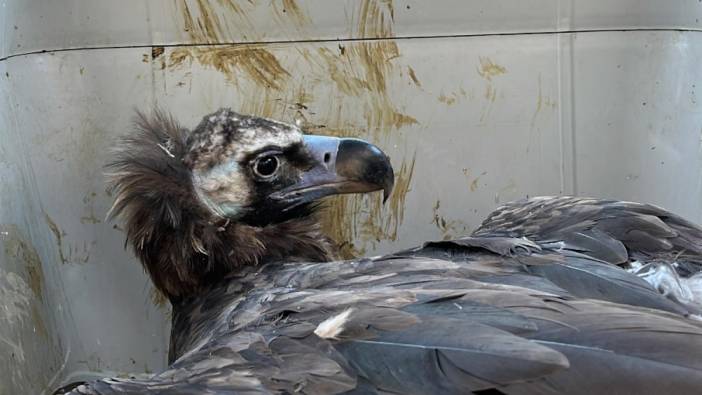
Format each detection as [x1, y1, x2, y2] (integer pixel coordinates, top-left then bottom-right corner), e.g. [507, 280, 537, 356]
[271, 135, 394, 210]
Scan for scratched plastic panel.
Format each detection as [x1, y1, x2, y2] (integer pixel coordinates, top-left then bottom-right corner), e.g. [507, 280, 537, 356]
[0, 52, 171, 393]
[3, 0, 702, 58]
[572, 31, 702, 222]
[0, 61, 71, 393]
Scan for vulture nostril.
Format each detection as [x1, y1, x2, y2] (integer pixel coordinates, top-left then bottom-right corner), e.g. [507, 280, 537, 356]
[323, 152, 331, 164]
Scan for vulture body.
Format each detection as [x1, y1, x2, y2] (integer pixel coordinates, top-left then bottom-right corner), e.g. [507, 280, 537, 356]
[63, 110, 702, 395]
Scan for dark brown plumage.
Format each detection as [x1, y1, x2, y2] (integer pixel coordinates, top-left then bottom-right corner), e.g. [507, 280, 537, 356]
[63, 110, 702, 395]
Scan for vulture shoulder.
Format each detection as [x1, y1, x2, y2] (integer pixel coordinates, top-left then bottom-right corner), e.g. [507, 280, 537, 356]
[473, 196, 702, 273]
[424, 196, 702, 308]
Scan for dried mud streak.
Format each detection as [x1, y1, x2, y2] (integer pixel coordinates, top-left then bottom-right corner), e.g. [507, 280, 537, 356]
[316, 0, 417, 138]
[217, 0, 246, 16]
[466, 171, 487, 193]
[470, 178, 479, 192]
[44, 214, 68, 265]
[169, 48, 193, 67]
[217, 0, 257, 39]
[477, 57, 506, 123]
[391, 155, 414, 219]
[438, 93, 456, 105]
[275, 0, 311, 28]
[80, 214, 101, 225]
[178, 0, 257, 43]
[477, 57, 507, 81]
[195, 0, 224, 43]
[169, 45, 290, 90]
[380, 0, 395, 21]
[431, 200, 468, 240]
[407, 66, 421, 87]
[151, 46, 165, 59]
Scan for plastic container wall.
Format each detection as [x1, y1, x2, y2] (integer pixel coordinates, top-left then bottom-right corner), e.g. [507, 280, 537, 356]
[1, 1, 701, 393]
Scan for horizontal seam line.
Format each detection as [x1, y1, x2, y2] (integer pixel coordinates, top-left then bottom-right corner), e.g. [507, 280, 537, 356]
[1, 27, 700, 62]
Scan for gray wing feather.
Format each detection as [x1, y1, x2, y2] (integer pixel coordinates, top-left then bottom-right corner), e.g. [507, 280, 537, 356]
[68, 240, 702, 394]
[475, 196, 702, 275]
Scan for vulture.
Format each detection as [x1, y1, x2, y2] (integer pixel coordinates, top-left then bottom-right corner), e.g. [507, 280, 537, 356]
[60, 109, 702, 394]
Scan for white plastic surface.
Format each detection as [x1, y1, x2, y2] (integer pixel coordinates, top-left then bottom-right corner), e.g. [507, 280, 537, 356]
[2, 2, 702, 394]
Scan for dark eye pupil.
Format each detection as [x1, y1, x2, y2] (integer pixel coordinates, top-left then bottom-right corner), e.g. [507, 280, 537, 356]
[255, 156, 278, 177]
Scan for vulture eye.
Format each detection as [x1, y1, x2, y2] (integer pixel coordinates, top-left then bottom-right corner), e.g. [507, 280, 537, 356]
[253, 155, 279, 178]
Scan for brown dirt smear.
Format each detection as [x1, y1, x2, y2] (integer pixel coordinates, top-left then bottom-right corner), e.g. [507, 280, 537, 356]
[176, 0, 257, 43]
[169, 45, 290, 90]
[151, 46, 165, 59]
[44, 214, 68, 265]
[438, 93, 456, 106]
[431, 200, 468, 240]
[44, 214, 91, 265]
[477, 57, 507, 81]
[272, 0, 311, 29]
[314, 0, 417, 138]
[407, 66, 421, 87]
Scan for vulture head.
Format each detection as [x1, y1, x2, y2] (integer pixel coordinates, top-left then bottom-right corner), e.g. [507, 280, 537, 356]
[107, 109, 393, 302]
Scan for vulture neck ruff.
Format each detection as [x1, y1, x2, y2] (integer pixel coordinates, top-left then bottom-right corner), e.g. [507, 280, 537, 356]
[106, 111, 335, 302]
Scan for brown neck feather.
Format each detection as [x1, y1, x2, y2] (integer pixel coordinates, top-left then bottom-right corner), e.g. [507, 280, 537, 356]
[106, 110, 335, 302]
